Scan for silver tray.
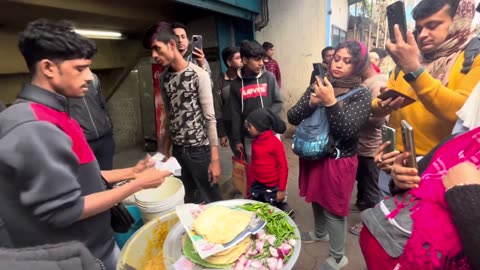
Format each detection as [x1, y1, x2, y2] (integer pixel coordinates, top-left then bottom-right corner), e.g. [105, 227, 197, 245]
[163, 199, 301, 270]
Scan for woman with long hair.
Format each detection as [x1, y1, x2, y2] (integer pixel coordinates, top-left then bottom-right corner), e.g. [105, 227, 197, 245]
[287, 40, 371, 269]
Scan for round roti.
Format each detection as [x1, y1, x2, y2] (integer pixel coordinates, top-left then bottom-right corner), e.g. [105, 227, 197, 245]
[192, 206, 252, 244]
[205, 237, 252, 265]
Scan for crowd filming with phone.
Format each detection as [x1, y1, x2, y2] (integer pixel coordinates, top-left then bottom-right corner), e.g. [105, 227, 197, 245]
[1, 0, 480, 269]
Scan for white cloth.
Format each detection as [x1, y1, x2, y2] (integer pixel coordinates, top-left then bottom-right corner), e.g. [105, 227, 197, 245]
[457, 82, 480, 130]
[152, 153, 182, 176]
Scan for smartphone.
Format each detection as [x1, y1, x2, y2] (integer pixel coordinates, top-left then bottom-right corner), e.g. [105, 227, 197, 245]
[312, 63, 326, 85]
[191, 35, 203, 51]
[382, 125, 396, 154]
[377, 89, 416, 108]
[387, 1, 407, 43]
[401, 120, 417, 169]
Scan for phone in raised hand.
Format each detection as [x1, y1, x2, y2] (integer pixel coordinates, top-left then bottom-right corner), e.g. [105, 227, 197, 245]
[312, 63, 326, 85]
[191, 35, 203, 51]
[401, 120, 417, 169]
[387, 1, 408, 43]
[382, 125, 397, 154]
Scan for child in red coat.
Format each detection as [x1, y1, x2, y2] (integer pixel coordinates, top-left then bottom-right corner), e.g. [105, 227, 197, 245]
[245, 108, 292, 215]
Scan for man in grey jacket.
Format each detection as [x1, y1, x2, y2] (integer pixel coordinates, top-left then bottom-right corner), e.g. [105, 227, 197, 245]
[0, 241, 103, 270]
[69, 74, 115, 170]
[0, 101, 6, 112]
[0, 19, 170, 270]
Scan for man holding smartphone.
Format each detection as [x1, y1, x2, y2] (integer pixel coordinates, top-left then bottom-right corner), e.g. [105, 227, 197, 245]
[372, 0, 480, 159]
[143, 22, 222, 204]
[171, 22, 211, 78]
[310, 46, 335, 84]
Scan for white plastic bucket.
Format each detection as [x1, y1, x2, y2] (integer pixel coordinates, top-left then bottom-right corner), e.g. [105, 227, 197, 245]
[134, 177, 185, 223]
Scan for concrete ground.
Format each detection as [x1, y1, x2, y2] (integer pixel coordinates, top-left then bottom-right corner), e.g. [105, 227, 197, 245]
[114, 139, 366, 270]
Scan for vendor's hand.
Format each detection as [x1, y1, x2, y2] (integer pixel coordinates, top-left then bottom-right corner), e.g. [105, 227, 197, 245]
[378, 87, 405, 111]
[192, 47, 206, 68]
[133, 154, 156, 174]
[220, 136, 228, 148]
[162, 153, 171, 163]
[277, 191, 286, 202]
[386, 25, 421, 74]
[374, 141, 400, 173]
[391, 152, 420, 190]
[135, 167, 172, 190]
[442, 162, 480, 190]
[208, 159, 221, 185]
[310, 76, 336, 107]
[235, 143, 244, 156]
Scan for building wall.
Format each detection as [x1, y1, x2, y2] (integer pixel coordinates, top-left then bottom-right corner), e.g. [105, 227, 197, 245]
[330, 0, 349, 36]
[255, 0, 328, 135]
[108, 68, 144, 152]
[186, 16, 221, 78]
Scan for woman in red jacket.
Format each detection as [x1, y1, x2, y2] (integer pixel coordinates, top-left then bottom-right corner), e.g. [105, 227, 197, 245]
[244, 108, 290, 213]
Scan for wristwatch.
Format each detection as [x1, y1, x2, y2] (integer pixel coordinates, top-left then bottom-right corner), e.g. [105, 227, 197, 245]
[403, 67, 425, 82]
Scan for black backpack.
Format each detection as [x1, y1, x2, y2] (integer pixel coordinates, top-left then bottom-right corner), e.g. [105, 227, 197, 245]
[391, 37, 480, 80]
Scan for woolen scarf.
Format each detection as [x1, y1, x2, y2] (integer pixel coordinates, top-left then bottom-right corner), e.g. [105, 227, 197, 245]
[329, 40, 368, 96]
[421, 0, 477, 85]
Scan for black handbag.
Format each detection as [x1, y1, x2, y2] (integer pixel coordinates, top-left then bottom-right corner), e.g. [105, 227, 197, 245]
[102, 177, 134, 233]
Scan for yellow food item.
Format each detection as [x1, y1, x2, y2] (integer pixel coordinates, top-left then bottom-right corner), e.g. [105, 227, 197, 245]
[205, 237, 252, 265]
[143, 250, 164, 270]
[142, 216, 179, 270]
[192, 206, 252, 244]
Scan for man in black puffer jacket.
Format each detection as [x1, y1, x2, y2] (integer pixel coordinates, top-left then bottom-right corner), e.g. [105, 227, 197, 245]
[69, 74, 115, 170]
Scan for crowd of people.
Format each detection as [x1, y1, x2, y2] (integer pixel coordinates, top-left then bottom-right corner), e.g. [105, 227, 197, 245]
[1, 0, 480, 269]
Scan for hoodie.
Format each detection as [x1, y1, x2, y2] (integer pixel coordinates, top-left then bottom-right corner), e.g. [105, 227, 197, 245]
[230, 68, 283, 145]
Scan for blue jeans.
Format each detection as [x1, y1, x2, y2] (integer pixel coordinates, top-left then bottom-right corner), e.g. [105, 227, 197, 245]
[172, 145, 222, 203]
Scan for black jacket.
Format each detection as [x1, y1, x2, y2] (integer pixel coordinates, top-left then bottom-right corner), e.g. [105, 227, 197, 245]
[445, 185, 480, 270]
[69, 74, 113, 141]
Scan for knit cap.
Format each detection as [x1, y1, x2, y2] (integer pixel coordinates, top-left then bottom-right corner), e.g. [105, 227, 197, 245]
[246, 108, 286, 134]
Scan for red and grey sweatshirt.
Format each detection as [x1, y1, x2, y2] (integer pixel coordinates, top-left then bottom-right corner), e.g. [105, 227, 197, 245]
[263, 57, 282, 88]
[250, 130, 289, 191]
[0, 84, 114, 261]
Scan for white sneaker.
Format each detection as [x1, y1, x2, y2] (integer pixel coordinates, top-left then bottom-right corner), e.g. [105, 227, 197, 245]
[319, 256, 349, 270]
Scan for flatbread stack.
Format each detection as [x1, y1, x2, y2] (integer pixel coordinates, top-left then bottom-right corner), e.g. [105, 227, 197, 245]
[204, 237, 252, 264]
[192, 206, 252, 244]
[183, 206, 253, 267]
